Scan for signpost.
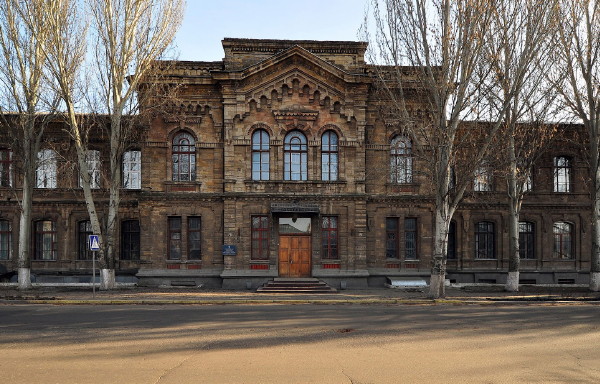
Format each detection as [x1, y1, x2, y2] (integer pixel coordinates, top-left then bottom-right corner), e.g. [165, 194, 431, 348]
[88, 235, 100, 298]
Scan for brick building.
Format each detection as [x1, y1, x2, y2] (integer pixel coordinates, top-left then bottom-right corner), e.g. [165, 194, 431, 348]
[0, 38, 592, 288]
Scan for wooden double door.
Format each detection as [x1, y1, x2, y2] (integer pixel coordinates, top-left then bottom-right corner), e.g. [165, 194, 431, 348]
[278, 235, 311, 278]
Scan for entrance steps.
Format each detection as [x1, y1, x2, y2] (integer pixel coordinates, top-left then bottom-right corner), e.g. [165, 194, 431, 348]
[256, 278, 338, 293]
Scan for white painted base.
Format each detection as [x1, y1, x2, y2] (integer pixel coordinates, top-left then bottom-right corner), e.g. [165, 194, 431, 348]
[18, 268, 32, 290]
[428, 274, 446, 298]
[100, 268, 115, 290]
[505, 271, 519, 292]
[590, 271, 600, 292]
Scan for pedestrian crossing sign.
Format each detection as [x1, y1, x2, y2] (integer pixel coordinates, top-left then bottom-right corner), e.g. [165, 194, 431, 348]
[89, 235, 100, 251]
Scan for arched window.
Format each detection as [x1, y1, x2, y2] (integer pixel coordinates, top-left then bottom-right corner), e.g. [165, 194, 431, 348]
[321, 130, 338, 181]
[172, 132, 196, 182]
[390, 135, 412, 183]
[252, 129, 270, 180]
[475, 221, 495, 259]
[36, 149, 57, 188]
[553, 221, 573, 259]
[284, 130, 307, 181]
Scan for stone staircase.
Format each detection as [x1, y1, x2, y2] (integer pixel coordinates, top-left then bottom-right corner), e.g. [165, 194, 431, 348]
[256, 278, 338, 293]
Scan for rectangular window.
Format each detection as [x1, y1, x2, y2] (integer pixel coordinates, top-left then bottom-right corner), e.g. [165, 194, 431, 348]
[0, 149, 12, 187]
[447, 221, 457, 259]
[404, 218, 417, 260]
[0, 220, 10, 260]
[79, 150, 101, 189]
[322, 216, 338, 259]
[386, 218, 399, 259]
[34, 220, 57, 260]
[188, 217, 201, 260]
[475, 221, 495, 259]
[474, 166, 492, 192]
[553, 222, 573, 259]
[121, 220, 140, 260]
[554, 156, 571, 192]
[168, 217, 182, 260]
[519, 222, 535, 259]
[123, 151, 141, 189]
[78, 220, 93, 260]
[251, 216, 269, 260]
[36, 149, 57, 189]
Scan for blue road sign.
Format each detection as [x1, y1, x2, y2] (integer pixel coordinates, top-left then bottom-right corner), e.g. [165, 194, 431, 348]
[89, 235, 100, 251]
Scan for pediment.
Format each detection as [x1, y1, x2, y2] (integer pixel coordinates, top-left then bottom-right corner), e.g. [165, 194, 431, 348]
[240, 45, 349, 84]
[237, 47, 362, 119]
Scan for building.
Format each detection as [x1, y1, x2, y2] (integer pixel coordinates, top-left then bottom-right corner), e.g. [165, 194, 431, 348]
[0, 38, 592, 288]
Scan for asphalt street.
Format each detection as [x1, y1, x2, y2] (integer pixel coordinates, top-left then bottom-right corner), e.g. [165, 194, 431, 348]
[1, 303, 600, 383]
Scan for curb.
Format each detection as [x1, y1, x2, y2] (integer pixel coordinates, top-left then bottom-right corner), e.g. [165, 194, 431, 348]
[2, 297, 599, 306]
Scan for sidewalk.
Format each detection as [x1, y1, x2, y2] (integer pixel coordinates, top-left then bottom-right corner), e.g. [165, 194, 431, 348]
[1, 284, 600, 305]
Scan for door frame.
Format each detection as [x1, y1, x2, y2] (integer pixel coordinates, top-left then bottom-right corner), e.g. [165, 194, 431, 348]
[278, 234, 312, 278]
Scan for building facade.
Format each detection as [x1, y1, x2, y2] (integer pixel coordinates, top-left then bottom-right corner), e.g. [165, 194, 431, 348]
[0, 38, 593, 288]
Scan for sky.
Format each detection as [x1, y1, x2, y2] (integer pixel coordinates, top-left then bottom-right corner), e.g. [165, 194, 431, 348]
[174, 0, 370, 61]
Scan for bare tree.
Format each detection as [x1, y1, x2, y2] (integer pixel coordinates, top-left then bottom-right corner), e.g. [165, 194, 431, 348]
[0, 0, 58, 289]
[479, 0, 560, 291]
[365, 0, 525, 298]
[85, 0, 184, 288]
[553, 1, 600, 291]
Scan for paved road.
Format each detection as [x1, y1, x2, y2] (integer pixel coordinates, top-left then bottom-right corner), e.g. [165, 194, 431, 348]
[1, 303, 600, 383]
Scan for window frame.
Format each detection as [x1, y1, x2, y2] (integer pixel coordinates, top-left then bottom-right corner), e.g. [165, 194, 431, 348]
[390, 135, 413, 184]
[251, 215, 269, 260]
[385, 217, 399, 259]
[474, 221, 495, 259]
[404, 217, 418, 260]
[321, 131, 339, 181]
[167, 217, 182, 260]
[474, 165, 493, 192]
[79, 150, 101, 189]
[0, 148, 12, 188]
[553, 221, 574, 259]
[188, 216, 201, 260]
[0, 219, 10, 260]
[123, 150, 141, 190]
[172, 132, 196, 182]
[121, 220, 140, 261]
[34, 220, 57, 260]
[321, 216, 338, 260]
[519, 221, 535, 260]
[77, 220, 93, 260]
[283, 130, 308, 181]
[36, 149, 57, 189]
[553, 156, 571, 193]
[251, 129, 270, 181]
[447, 221, 457, 260]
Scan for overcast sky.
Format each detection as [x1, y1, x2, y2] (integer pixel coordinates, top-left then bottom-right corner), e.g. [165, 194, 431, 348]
[173, 0, 369, 61]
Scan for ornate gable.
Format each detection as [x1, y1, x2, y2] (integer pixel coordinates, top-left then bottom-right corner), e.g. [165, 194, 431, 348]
[219, 46, 369, 127]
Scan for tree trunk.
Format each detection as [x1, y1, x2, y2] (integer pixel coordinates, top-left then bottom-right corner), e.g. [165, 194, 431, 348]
[17, 150, 34, 290]
[506, 135, 520, 292]
[506, 204, 520, 292]
[590, 156, 600, 291]
[429, 207, 450, 298]
[100, 268, 115, 290]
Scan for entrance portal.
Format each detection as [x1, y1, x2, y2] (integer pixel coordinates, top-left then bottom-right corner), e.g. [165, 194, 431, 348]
[278, 217, 311, 278]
